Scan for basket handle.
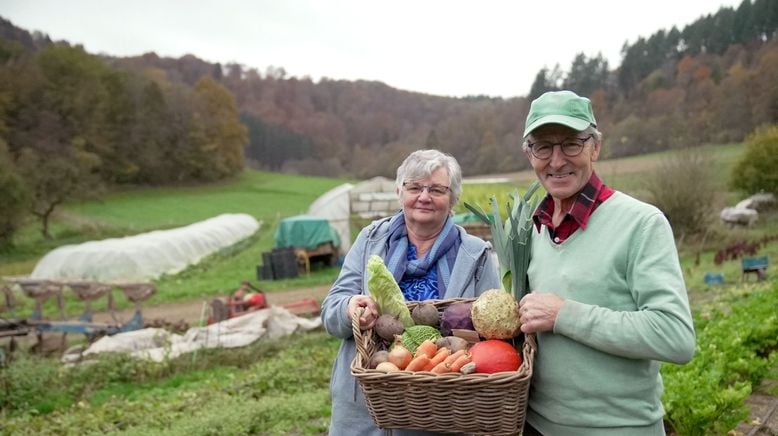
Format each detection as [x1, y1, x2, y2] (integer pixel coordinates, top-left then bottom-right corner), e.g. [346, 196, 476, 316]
[351, 307, 375, 366]
[522, 332, 537, 376]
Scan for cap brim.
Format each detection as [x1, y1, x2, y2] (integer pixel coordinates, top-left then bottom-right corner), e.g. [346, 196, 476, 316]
[524, 115, 592, 138]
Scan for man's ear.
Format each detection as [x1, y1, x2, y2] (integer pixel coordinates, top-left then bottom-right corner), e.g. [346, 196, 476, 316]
[591, 139, 601, 162]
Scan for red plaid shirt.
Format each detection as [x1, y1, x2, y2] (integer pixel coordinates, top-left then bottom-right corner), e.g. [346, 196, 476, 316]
[532, 172, 615, 244]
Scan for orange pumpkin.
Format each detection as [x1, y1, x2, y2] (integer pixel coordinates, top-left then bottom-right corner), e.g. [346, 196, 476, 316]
[468, 339, 521, 373]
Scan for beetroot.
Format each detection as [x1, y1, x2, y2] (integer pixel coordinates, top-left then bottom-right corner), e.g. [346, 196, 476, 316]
[375, 314, 405, 341]
[411, 302, 440, 327]
[440, 302, 474, 336]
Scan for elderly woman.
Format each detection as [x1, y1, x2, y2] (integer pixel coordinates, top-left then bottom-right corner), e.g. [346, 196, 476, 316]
[321, 149, 501, 435]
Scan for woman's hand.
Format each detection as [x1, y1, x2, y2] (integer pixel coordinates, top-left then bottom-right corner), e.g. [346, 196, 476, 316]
[348, 295, 379, 330]
[519, 293, 564, 333]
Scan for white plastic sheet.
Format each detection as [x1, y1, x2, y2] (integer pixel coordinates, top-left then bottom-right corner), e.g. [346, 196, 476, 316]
[80, 306, 322, 362]
[31, 213, 260, 282]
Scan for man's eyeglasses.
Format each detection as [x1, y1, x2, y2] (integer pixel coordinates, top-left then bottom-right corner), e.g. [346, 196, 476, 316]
[527, 134, 594, 159]
[402, 182, 450, 197]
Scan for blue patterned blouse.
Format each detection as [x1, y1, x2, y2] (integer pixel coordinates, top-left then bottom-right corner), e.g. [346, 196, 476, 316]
[398, 244, 439, 301]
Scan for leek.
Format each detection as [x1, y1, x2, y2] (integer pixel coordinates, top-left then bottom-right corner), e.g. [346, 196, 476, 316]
[464, 181, 540, 300]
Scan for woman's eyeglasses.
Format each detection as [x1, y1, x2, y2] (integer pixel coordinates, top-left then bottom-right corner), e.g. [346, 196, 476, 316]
[402, 182, 450, 197]
[527, 134, 593, 159]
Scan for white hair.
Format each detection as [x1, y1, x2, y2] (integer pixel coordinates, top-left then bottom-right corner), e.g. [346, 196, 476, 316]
[395, 149, 462, 207]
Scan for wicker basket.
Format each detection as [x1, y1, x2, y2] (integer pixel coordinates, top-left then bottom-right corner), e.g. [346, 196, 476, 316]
[351, 298, 536, 435]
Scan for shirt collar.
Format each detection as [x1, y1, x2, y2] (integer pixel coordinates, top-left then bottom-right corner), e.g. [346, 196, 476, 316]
[533, 172, 605, 231]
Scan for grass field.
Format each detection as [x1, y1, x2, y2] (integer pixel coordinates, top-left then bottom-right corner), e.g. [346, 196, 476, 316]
[0, 171, 349, 313]
[0, 143, 759, 315]
[3, 142, 778, 434]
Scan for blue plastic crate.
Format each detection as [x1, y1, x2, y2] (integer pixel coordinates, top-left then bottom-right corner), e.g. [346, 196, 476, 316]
[703, 272, 724, 285]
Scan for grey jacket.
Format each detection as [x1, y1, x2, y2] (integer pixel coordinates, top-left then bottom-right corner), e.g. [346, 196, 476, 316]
[321, 215, 501, 436]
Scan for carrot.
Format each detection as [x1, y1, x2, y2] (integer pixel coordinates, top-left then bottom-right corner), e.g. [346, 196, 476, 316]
[450, 354, 472, 372]
[405, 355, 431, 372]
[430, 361, 452, 374]
[443, 349, 466, 366]
[415, 339, 437, 359]
[423, 347, 451, 371]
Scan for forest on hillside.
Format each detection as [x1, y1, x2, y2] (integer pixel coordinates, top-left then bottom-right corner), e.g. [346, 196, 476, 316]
[0, 0, 777, 245]
[112, 0, 778, 177]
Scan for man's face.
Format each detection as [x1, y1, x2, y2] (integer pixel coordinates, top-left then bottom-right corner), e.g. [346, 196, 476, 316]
[524, 123, 600, 210]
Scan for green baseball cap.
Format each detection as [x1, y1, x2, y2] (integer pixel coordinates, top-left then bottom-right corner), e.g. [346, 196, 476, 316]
[523, 90, 597, 138]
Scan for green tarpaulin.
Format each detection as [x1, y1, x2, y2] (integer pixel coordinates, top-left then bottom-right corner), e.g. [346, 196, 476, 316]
[453, 212, 490, 225]
[274, 215, 341, 249]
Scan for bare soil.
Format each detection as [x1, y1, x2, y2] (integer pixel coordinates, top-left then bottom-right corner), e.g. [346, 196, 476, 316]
[735, 389, 778, 435]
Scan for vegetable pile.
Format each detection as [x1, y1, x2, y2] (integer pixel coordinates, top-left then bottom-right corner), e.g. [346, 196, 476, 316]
[366, 256, 524, 375]
[368, 329, 523, 375]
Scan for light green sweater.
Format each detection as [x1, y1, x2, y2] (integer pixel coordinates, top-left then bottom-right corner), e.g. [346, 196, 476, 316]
[526, 191, 695, 436]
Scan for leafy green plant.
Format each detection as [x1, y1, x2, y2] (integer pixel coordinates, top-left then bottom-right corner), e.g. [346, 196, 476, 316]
[1, 331, 340, 434]
[662, 284, 778, 435]
[0, 352, 68, 414]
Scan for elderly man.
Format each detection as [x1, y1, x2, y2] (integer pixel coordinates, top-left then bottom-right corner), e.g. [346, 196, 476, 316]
[517, 90, 696, 435]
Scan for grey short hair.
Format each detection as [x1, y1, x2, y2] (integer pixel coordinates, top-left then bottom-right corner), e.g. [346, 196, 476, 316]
[396, 149, 462, 207]
[522, 125, 603, 151]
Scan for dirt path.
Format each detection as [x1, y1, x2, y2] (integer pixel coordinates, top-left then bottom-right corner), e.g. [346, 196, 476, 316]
[92, 285, 332, 326]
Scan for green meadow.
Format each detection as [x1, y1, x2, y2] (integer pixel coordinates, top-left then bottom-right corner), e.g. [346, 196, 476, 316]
[2, 144, 778, 435]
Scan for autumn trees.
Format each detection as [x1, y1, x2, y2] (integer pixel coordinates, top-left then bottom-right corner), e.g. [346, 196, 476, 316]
[1, 0, 777, 247]
[0, 40, 246, 244]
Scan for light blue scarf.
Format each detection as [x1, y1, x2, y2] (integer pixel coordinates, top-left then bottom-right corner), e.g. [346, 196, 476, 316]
[384, 211, 460, 297]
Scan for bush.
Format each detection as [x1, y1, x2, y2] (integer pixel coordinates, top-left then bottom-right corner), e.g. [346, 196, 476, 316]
[0, 352, 68, 414]
[0, 143, 28, 249]
[730, 124, 778, 195]
[643, 148, 717, 238]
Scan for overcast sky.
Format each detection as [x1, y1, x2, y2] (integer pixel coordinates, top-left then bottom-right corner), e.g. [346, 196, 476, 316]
[2, 0, 742, 98]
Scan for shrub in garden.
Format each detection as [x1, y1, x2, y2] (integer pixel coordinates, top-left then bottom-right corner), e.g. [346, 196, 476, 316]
[0, 349, 154, 416]
[0, 352, 67, 414]
[643, 148, 716, 238]
[730, 124, 778, 196]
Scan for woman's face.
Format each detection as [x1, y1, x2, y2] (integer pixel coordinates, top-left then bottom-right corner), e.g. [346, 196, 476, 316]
[399, 167, 452, 230]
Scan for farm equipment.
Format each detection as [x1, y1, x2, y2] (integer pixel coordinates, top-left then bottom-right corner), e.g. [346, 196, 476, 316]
[0, 278, 155, 354]
[208, 281, 320, 324]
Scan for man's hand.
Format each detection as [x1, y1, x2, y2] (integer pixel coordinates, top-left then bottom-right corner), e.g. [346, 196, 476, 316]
[348, 295, 378, 330]
[519, 293, 564, 333]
